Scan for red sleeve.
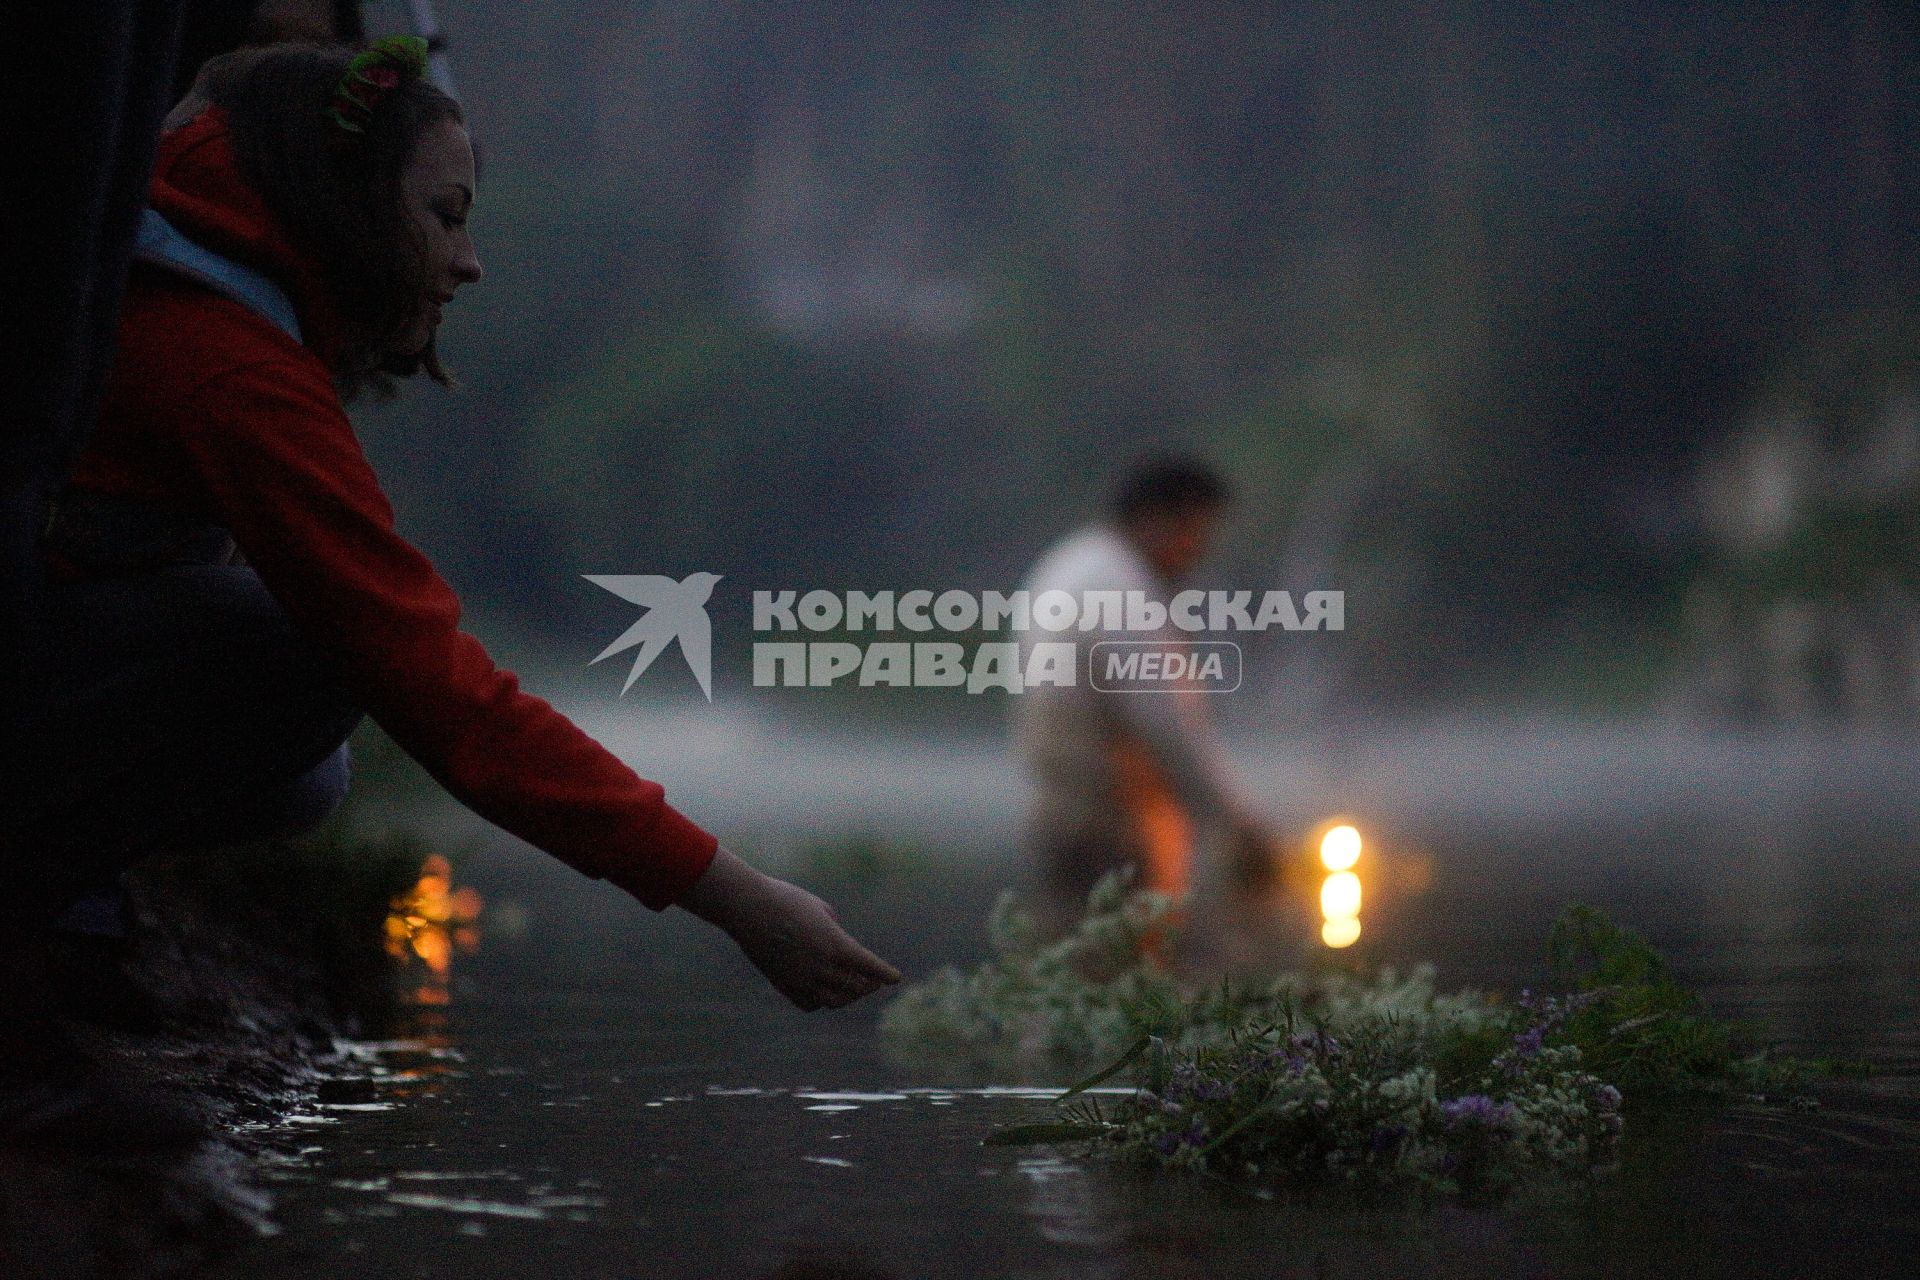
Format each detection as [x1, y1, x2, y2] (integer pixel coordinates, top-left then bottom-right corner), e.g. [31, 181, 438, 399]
[171, 356, 717, 909]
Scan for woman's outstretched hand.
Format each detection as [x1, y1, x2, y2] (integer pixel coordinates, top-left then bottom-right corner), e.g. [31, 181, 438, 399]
[677, 846, 902, 1011]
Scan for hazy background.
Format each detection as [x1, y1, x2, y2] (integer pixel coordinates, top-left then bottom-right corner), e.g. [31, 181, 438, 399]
[348, 0, 1920, 728]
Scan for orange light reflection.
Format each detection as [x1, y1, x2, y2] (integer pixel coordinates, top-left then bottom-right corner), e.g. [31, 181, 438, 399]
[384, 854, 485, 1004]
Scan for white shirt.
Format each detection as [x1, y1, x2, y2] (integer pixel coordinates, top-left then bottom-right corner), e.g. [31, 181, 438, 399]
[1010, 523, 1240, 826]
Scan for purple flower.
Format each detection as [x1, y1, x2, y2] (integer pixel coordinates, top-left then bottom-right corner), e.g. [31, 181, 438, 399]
[1152, 1116, 1207, 1157]
[1261, 1047, 1309, 1076]
[1497, 1023, 1548, 1077]
[1441, 1094, 1518, 1127]
[1511, 987, 1605, 1042]
[1288, 1029, 1341, 1059]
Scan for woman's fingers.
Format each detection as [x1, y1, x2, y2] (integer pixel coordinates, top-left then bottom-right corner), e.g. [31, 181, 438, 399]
[798, 954, 900, 1011]
[863, 949, 904, 986]
[810, 969, 883, 1009]
[800, 908, 901, 1005]
[769, 955, 870, 1011]
[835, 936, 902, 987]
[724, 868, 902, 1011]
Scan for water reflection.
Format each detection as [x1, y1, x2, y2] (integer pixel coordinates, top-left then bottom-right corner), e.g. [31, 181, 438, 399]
[383, 854, 485, 1006]
[1321, 916, 1362, 948]
[1015, 1154, 1122, 1248]
[227, 774, 1920, 1280]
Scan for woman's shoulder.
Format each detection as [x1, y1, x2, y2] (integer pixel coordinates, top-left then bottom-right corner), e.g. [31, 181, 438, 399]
[114, 266, 339, 407]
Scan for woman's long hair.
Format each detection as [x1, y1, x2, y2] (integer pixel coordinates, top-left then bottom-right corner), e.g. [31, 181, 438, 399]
[199, 43, 465, 400]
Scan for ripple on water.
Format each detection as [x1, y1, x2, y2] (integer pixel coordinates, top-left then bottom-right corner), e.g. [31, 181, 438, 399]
[383, 1193, 550, 1220]
[794, 1091, 911, 1102]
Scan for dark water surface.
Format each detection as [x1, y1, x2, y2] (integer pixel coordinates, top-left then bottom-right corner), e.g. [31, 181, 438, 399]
[212, 736, 1920, 1280]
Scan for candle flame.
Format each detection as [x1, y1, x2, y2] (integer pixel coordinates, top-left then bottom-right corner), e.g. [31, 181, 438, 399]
[1319, 824, 1361, 871]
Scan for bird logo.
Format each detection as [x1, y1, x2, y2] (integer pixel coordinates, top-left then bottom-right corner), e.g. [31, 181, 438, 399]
[584, 572, 723, 700]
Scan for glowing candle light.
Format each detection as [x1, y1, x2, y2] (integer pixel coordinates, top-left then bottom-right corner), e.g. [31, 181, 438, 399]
[1321, 916, 1361, 948]
[1320, 870, 1362, 919]
[1320, 824, 1361, 871]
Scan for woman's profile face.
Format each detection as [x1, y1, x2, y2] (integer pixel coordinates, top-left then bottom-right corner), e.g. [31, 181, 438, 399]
[397, 119, 483, 354]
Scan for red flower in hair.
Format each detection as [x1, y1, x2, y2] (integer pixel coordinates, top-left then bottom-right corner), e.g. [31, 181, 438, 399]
[325, 36, 430, 136]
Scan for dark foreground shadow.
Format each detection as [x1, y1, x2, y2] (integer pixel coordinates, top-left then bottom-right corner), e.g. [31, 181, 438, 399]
[0, 832, 423, 1279]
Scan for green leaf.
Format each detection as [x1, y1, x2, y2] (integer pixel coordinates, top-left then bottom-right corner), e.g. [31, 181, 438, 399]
[1057, 1034, 1151, 1104]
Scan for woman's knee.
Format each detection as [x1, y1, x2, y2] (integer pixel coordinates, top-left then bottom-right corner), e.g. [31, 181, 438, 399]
[272, 740, 356, 837]
[196, 566, 342, 693]
[166, 738, 358, 850]
[9, 567, 364, 834]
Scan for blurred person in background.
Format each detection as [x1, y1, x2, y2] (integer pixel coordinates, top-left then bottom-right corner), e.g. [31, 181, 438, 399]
[1011, 455, 1274, 947]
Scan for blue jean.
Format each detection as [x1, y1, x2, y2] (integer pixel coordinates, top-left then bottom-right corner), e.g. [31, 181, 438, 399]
[1, 562, 364, 916]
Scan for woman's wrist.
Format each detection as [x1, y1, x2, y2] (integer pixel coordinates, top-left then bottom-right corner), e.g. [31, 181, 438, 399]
[676, 845, 762, 933]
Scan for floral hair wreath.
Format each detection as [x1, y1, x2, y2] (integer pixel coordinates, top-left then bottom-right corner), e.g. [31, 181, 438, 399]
[326, 35, 429, 135]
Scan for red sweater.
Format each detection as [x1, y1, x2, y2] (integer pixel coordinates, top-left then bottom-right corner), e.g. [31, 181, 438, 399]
[61, 107, 718, 910]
